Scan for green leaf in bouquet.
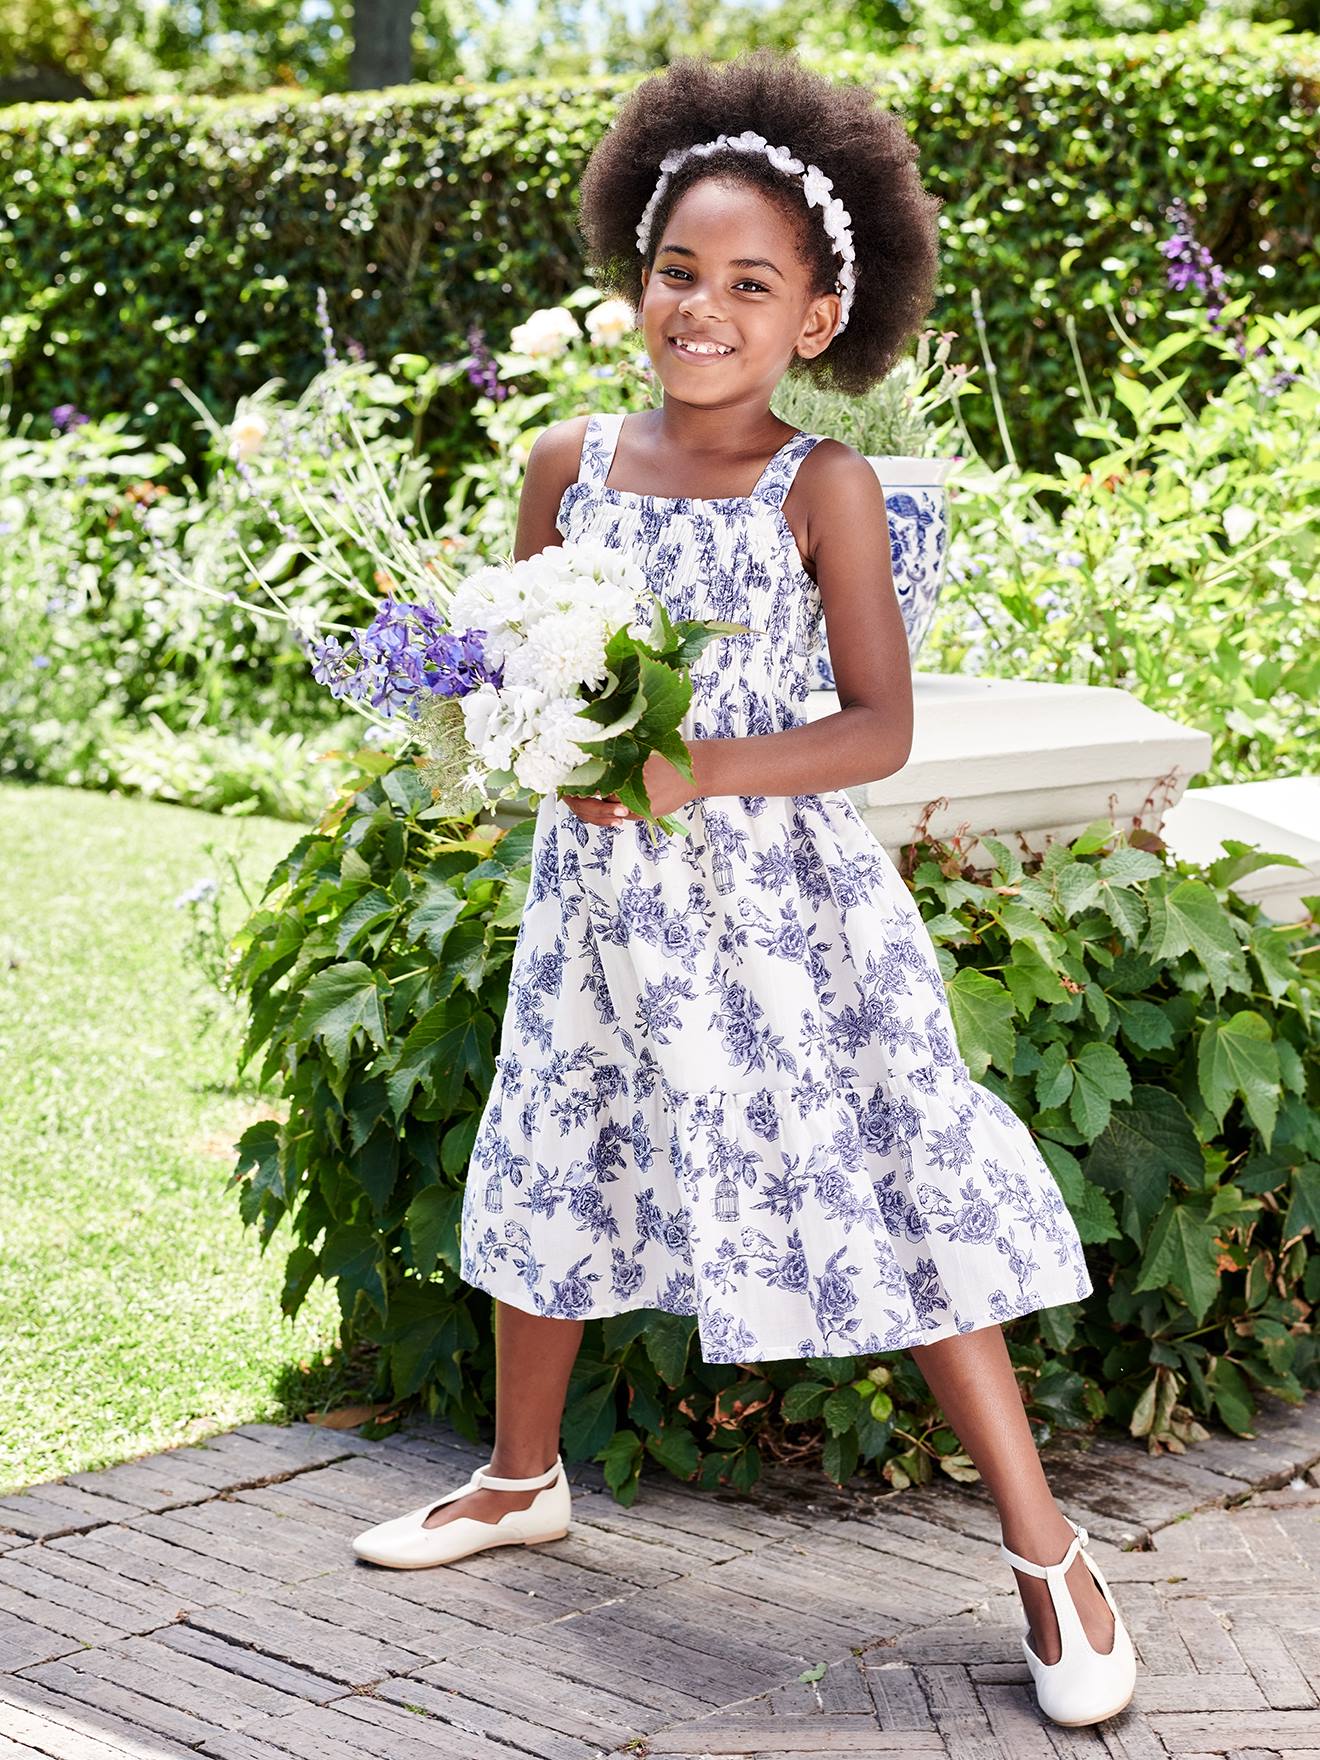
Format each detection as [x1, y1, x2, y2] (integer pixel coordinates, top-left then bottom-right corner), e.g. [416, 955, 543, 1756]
[555, 757, 610, 792]
[672, 617, 753, 669]
[650, 727, 695, 784]
[633, 653, 692, 743]
[575, 693, 647, 742]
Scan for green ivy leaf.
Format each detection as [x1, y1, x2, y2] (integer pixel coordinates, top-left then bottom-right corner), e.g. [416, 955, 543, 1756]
[1205, 1357, 1256, 1435]
[405, 1183, 463, 1279]
[233, 1118, 285, 1204]
[946, 967, 1016, 1078]
[1250, 923, 1300, 1002]
[320, 1223, 387, 1323]
[781, 1381, 832, 1423]
[1097, 846, 1165, 886]
[293, 962, 388, 1080]
[1039, 1138, 1120, 1244]
[1056, 861, 1102, 918]
[1085, 1086, 1202, 1237]
[822, 1386, 860, 1436]
[644, 1312, 694, 1388]
[1133, 1198, 1221, 1323]
[1035, 1041, 1074, 1109]
[1144, 877, 1249, 1000]
[279, 1243, 319, 1320]
[1068, 1041, 1133, 1139]
[821, 1429, 859, 1487]
[1196, 1011, 1280, 1146]
[646, 1421, 701, 1481]
[998, 901, 1064, 958]
[1005, 941, 1071, 1013]
[1114, 996, 1175, 1053]
[354, 1123, 400, 1216]
[407, 871, 467, 958]
[1094, 879, 1147, 940]
[563, 1362, 621, 1461]
[388, 1002, 493, 1117]
[597, 1428, 644, 1496]
[980, 836, 1025, 884]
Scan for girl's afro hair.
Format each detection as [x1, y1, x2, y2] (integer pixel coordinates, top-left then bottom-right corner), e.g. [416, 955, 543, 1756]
[576, 48, 944, 397]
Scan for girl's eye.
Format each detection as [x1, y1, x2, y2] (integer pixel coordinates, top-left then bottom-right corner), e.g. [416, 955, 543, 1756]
[658, 267, 768, 294]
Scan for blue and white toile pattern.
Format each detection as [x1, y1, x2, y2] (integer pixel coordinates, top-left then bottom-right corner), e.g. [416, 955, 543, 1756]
[460, 411, 1091, 1364]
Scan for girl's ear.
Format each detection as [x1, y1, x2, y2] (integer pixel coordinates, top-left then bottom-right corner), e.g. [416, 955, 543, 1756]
[796, 291, 842, 360]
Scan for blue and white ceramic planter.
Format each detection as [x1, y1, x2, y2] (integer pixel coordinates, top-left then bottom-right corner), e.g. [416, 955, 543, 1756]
[811, 453, 957, 689]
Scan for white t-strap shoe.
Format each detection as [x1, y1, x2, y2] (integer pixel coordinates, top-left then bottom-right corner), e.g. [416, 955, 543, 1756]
[352, 1454, 571, 1569]
[999, 1516, 1138, 1726]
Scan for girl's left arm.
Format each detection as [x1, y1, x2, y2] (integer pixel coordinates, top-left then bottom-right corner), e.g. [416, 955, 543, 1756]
[684, 442, 914, 800]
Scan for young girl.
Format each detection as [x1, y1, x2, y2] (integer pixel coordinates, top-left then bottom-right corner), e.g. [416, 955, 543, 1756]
[354, 47, 1137, 1729]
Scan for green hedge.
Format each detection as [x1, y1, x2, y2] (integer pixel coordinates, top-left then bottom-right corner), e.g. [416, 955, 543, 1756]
[2, 23, 1316, 478]
[227, 753, 1319, 1498]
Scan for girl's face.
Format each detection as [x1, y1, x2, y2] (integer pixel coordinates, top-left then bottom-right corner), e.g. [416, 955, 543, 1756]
[637, 177, 840, 410]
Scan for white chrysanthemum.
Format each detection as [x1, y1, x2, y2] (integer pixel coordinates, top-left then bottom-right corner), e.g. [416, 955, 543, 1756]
[502, 605, 611, 694]
[509, 306, 581, 360]
[585, 298, 635, 347]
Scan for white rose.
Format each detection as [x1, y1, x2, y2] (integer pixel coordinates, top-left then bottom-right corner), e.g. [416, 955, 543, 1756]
[462, 682, 548, 770]
[585, 298, 636, 348]
[229, 412, 268, 463]
[508, 307, 581, 360]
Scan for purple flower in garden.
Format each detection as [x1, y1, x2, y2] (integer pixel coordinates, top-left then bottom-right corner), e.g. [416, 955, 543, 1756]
[1159, 197, 1230, 318]
[1158, 196, 1293, 394]
[464, 324, 508, 402]
[51, 403, 89, 433]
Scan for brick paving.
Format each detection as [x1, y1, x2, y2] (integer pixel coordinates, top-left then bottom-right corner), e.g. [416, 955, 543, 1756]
[0, 1393, 1316, 1757]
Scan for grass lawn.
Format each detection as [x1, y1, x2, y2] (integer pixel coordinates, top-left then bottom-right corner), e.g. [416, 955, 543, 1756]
[0, 782, 355, 1495]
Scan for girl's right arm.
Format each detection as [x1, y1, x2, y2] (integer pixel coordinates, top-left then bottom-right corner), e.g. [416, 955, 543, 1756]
[513, 416, 627, 829]
[512, 415, 589, 564]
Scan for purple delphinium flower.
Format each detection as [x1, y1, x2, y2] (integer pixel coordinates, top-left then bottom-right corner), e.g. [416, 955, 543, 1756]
[308, 596, 502, 717]
[1159, 197, 1231, 320]
[1158, 197, 1293, 394]
[464, 324, 508, 402]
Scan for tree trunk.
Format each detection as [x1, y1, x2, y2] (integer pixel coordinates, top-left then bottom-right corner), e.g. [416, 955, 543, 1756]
[348, 0, 416, 91]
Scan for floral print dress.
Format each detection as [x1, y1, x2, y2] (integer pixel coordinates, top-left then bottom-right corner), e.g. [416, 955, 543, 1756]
[460, 411, 1092, 1363]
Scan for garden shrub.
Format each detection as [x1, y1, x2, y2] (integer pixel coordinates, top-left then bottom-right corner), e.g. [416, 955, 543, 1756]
[923, 300, 1319, 787]
[228, 753, 1320, 1501]
[1, 23, 1315, 479]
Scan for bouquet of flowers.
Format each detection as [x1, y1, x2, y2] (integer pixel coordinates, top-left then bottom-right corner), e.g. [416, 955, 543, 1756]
[309, 534, 746, 836]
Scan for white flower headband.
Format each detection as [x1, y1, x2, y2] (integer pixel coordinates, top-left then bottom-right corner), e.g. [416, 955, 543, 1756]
[634, 127, 857, 334]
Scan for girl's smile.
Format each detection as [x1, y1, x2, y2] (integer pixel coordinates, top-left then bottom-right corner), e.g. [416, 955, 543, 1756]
[668, 333, 738, 362]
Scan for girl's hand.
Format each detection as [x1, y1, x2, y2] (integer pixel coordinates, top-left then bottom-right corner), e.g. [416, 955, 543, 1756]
[561, 752, 699, 825]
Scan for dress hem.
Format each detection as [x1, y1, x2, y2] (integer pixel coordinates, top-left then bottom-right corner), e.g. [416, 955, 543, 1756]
[458, 1268, 1092, 1364]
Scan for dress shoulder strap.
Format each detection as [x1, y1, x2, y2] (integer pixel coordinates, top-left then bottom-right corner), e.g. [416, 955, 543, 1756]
[749, 430, 825, 513]
[576, 411, 625, 489]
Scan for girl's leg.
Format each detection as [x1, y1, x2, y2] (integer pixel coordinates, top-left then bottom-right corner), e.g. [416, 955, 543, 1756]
[907, 1324, 1116, 1665]
[423, 1301, 583, 1528]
